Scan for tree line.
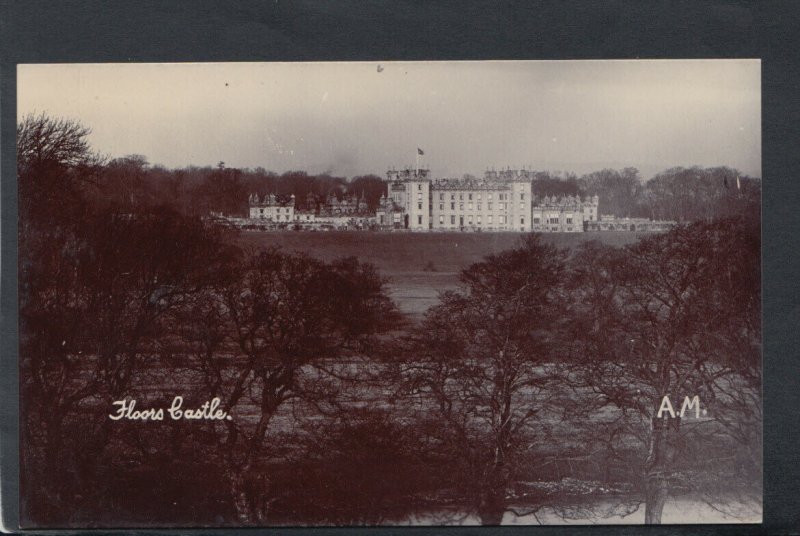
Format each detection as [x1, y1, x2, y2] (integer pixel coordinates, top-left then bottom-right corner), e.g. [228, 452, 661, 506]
[18, 112, 760, 223]
[19, 114, 761, 527]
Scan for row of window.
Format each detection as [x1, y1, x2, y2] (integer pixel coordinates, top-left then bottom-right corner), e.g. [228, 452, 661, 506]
[430, 215, 526, 225]
[257, 215, 292, 221]
[432, 192, 520, 201]
[258, 207, 292, 214]
[427, 202, 527, 212]
[532, 216, 594, 224]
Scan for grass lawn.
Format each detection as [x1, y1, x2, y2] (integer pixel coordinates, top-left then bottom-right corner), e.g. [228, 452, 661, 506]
[237, 231, 653, 317]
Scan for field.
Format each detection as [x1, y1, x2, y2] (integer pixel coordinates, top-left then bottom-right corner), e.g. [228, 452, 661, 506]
[238, 231, 652, 317]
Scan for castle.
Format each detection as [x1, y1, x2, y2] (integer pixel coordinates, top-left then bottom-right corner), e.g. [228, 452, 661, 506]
[245, 166, 671, 232]
[377, 168, 599, 232]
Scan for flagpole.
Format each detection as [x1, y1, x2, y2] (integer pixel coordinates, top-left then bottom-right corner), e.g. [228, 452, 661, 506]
[415, 151, 419, 176]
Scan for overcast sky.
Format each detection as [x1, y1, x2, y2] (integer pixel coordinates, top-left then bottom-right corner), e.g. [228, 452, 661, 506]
[18, 60, 761, 179]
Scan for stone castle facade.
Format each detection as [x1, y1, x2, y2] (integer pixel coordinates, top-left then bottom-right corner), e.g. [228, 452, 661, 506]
[378, 168, 534, 231]
[378, 168, 599, 232]
[246, 166, 671, 232]
[248, 193, 295, 222]
[531, 193, 599, 233]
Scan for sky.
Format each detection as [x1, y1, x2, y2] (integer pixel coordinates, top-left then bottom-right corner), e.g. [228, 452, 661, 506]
[17, 60, 761, 180]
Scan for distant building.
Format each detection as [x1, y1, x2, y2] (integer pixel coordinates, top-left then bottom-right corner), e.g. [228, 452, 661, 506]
[248, 193, 295, 222]
[531, 194, 599, 233]
[294, 211, 316, 223]
[318, 190, 370, 217]
[375, 191, 407, 228]
[587, 215, 675, 232]
[244, 166, 673, 233]
[383, 168, 533, 231]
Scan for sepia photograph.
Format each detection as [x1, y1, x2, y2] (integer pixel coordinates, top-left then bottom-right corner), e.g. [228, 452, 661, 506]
[17, 60, 761, 527]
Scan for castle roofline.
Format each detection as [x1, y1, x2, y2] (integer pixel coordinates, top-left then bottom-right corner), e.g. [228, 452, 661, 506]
[431, 177, 513, 191]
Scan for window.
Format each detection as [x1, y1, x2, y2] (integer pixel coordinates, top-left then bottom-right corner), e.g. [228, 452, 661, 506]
[439, 203, 444, 210]
[477, 216, 482, 225]
[520, 217, 525, 224]
[566, 217, 573, 224]
[488, 194, 493, 200]
[520, 193, 525, 200]
[468, 193, 473, 200]
[520, 202, 524, 210]
[439, 193, 444, 200]
[488, 215, 493, 224]
[477, 203, 481, 210]
[488, 203, 492, 210]
[418, 203, 422, 210]
[450, 215, 455, 224]
[477, 194, 482, 200]
[418, 215, 422, 225]
[468, 216, 473, 225]
[459, 194, 464, 200]
[460, 203, 464, 211]
[260, 208, 264, 214]
[451, 194, 455, 200]
[468, 203, 473, 210]
[534, 217, 540, 224]
[418, 184, 422, 191]
[451, 202, 455, 210]
[417, 193, 422, 201]
[439, 215, 444, 224]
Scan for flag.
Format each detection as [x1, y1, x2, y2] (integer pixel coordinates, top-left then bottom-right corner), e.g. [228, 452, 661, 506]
[737, 176, 741, 190]
[417, 148, 424, 156]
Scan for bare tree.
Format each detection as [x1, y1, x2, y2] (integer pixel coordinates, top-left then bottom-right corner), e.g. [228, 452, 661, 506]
[17, 113, 105, 225]
[20, 203, 237, 522]
[398, 235, 570, 525]
[565, 218, 761, 524]
[175, 249, 399, 523]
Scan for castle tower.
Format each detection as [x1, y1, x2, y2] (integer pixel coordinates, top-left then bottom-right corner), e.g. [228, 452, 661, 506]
[406, 169, 430, 230]
[386, 167, 430, 230]
[508, 176, 532, 232]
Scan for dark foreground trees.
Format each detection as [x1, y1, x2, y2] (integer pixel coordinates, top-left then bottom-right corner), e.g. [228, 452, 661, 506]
[397, 235, 571, 525]
[18, 115, 761, 527]
[18, 115, 401, 526]
[566, 218, 761, 523]
[173, 249, 399, 523]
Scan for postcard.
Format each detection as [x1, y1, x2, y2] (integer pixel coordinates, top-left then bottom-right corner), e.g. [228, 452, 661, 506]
[16, 60, 761, 527]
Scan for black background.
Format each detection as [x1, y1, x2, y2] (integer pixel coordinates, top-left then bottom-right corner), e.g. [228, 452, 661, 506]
[1, 1, 798, 534]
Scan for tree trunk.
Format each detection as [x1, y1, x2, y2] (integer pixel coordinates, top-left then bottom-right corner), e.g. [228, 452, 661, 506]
[477, 488, 505, 525]
[643, 414, 677, 524]
[644, 475, 669, 524]
[478, 461, 507, 525]
[229, 464, 272, 525]
[230, 469, 252, 525]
